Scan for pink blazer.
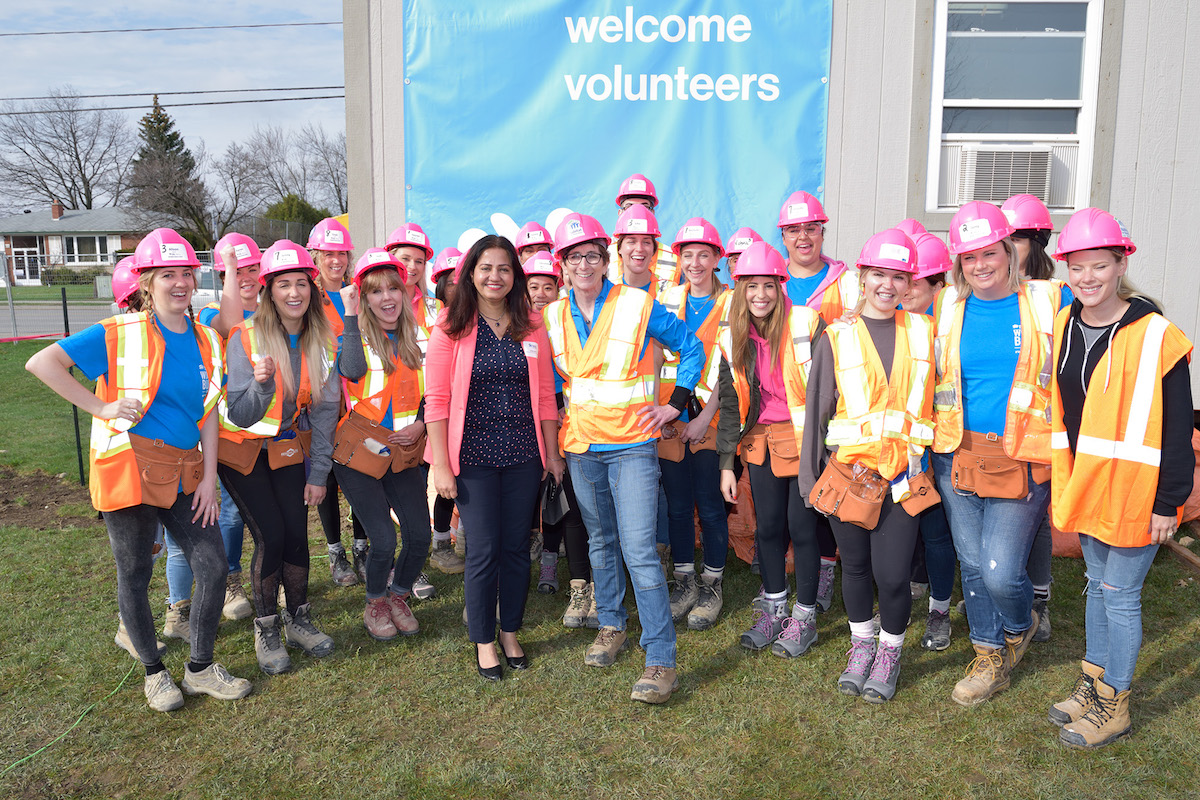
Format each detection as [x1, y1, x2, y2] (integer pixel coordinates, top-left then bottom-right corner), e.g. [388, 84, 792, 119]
[423, 310, 559, 475]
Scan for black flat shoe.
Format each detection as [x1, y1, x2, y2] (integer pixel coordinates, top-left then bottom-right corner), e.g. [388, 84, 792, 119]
[505, 653, 529, 670]
[476, 651, 502, 682]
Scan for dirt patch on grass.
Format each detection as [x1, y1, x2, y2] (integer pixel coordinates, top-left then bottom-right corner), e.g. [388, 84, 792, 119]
[0, 464, 100, 530]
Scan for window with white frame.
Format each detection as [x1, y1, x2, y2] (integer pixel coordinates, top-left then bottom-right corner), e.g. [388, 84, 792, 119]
[63, 235, 111, 264]
[927, 0, 1103, 212]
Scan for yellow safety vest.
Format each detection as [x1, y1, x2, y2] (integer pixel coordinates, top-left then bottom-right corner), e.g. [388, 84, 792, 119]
[657, 282, 729, 405]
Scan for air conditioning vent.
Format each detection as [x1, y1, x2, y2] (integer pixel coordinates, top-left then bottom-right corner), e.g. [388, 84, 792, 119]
[956, 145, 1052, 204]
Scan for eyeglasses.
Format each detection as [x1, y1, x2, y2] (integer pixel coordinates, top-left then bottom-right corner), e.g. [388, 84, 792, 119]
[564, 252, 603, 266]
[782, 224, 823, 237]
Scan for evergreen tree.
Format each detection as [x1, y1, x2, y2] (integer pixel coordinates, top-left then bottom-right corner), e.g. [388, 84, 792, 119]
[128, 96, 212, 243]
[133, 95, 195, 172]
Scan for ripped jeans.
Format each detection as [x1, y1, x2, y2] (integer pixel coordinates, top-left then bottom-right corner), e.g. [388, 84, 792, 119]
[1079, 535, 1159, 691]
[931, 452, 1050, 648]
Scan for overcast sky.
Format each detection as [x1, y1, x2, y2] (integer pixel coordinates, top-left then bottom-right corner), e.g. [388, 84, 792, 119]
[1, 1, 345, 156]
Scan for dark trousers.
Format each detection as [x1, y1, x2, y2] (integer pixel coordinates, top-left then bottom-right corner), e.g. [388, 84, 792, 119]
[334, 463, 432, 598]
[747, 454, 820, 603]
[831, 496, 920, 636]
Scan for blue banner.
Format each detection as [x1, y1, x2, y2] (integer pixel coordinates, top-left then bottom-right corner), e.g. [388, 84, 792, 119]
[402, 1, 831, 276]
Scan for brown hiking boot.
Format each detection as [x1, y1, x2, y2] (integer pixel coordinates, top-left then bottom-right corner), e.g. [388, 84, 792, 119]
[562, 579, 590, 628]
[630, 666, 679, 704]
[1060, 678, 1132, 749]
[584, 626, 628, 668]
[687, 574, 723, 631]
[1049, 660, 1104, 727]
[951, 644, 1010, 707]
[364, 597, 398, 641]
[1004, 607, 1040, 669]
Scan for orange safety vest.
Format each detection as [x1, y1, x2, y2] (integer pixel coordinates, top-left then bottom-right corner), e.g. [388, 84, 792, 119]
[657, 282, 729, 409]
[321, 289, 345, 337]
[797, 257, 859, 325]
[544, 284, 658, 453]
[341, 332, 424, 430]
[717, 304, 822, 455]
[88, 312, 223, 512]
[1050, 310, 1193, 547]
[218, 319, 333, 442]
[932, 280, 1059, 461]
[411, 293, 442, 339]
[824, 312, 935, 497]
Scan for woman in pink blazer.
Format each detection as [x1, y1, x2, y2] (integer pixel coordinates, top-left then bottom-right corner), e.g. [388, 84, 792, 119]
[425, 234, 564, 681]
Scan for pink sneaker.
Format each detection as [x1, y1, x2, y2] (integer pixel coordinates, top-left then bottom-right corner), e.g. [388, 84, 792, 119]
[385, 591, 419, 636]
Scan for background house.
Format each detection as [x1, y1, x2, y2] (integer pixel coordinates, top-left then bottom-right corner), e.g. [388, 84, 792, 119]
[0, 201, 144, 286]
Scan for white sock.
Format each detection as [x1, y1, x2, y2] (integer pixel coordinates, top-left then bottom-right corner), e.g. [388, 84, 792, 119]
[327, 543, 345, 556]
[674, 562, 696, 576]
[849, 620, 875, 640]
[929, 596, 951, 614]
[792, 602, 816, 621]
[820, 556, 837, 568]
[702, 565, 724, 581]
[764, 590, 788, 616]
[433, 528, 452, 543]
[879, 629, 906, 649]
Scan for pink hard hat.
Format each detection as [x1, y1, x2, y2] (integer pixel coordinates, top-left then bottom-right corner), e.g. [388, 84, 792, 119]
[896, 219, 928, 238]
[258, 240, 320, 285]
[513, 221, 553, 252]
[352, 248, 407, 288]
[725, 227, 763, 257]
[554, 213, 610, 257]
[912, 232, 953, 281]
[133, 228, 201, 272]
[112, 257, 140, 309]
[523, 251, 562, 285]
[857, 229, 919, 274]
[731, 241, 789, 281]
[613, 204, 661, 238]
[615, 173, 658, 207]
[213, 232, 262, 272]
[948, 201, 1014, 256]
[385, 222, 434, 261]
[1052, 208, 1137, 260]
[431, 247, 462, 280]
[1001, 194, 1053, 232]
[778, 190, 829, 228]
[672, 217, 725, 258]
[306, 217, 353, 252]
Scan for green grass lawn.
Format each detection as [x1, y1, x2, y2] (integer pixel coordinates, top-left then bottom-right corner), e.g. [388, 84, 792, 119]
[1, 340, 1198, 798]
[6, 285, 100, 302]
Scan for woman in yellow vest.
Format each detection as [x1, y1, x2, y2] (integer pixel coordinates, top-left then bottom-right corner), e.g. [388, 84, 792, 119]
[27, 227, 251, 711]
[335, 249, 432, 640]
[220, 240, 340, 675]
[716, 241, 824, 658]
[1046, 209, 1193, 748]
[932, 201, 1066, 707]
[801, 229, 935, 702]
[659, 218, 731, 630]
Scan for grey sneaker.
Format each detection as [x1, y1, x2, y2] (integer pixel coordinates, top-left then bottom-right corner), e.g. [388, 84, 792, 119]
[538, 552, 559, 594]
[1033, 597, 1052, 643]
[116, 616, 167, 660]
[411, 572, 436, 600]
[584, 626, 628, 667]
[740, 599, 786, 651]
[162, 599, 191, 641]
[838, 636, 877, 696]
[668, 572, 699, 622]
[352, 544, 370, 584]
[254, 615, 291, 674]
[920, 610, 952, 651]
[862, 642, 903, 703]
[563, 579, 590, 628]
[429, 538, 465, 574]
[329, 549, 358, 586]
[771, 613, 818, 658]
[181, 662, 252, 701]
[816, 561, 836, 613]
[283, 603, 335, 657]
[687, 575, 723, 631]
[143, 670, 184, 712]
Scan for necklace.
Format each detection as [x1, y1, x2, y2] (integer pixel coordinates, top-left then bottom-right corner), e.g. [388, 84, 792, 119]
[479, 310, 508, 331]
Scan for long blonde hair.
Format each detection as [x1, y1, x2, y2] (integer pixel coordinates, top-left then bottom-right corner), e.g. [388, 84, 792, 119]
[729, 276, 787, 378]
[252, 271, 333, 397]
[358, 267, 422, 373]
[951, 237, 1021, 299]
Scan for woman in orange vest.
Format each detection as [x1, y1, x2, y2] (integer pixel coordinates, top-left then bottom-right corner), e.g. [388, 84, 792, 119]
[801, 229, 935, 703]
[27, 228, 251, 711]
[659, 218, 731, 630]
[307, 217, 370, 586]
[716, 242, 824, 657]
[220, 240, 340, 675]
[1046, 209, 1193, 749]
[931, 201, 1066, 707]
[334, 249, 432, 640]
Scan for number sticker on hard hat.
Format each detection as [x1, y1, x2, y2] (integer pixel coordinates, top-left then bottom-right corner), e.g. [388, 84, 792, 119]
[628, 179, 646, 192]
[324, 229, 345, 245]
[626, 219, 648, 234]
[405, 230, 427, 245]
[272, 249, 300, 267]
[160, 243, 188, 261]
[366, 250, 391, 264]
[447, 256, 459, 269]
[787, 203, 809, 220]
[233, 244, 252, 260]
[878, 243, 911, 263]
[681, 226, 703, 239]
[958, 218, 991, 243]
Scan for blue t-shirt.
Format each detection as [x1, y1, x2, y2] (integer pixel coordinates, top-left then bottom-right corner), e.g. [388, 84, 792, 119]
[784, 263, 829, 309]
[197, 306, 253, 328]
[62, 316, 209, 450]
[959, 294, 1021, 436]
[684, 291, 716, 332]
[325, 289, 346, 319]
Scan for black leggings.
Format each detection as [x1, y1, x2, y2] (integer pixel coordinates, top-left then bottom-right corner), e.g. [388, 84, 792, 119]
[433, 494, 455, 532]
[747, 454, 820, 603]
[334, 463, 432, 598]
[319, 469, 367, 546]
[219, 452, 311, 618]
[830, 496, 920, 636]
[539, 469, 591, 581]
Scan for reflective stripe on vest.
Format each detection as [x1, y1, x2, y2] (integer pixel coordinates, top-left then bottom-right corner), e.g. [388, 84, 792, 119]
[343, 335, 423, 429]
[658, 283, 728, 405]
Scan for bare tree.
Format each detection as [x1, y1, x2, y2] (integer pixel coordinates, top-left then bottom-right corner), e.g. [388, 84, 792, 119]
[0, 87, 135, 211]
[299, 123, 348, 214]
[209, 141, 270, 238]
[245, 124, 311, 202]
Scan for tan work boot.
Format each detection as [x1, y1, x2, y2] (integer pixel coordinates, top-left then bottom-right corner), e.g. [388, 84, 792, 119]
[1004, 607, 1041, 669]
[253, 615, 292, 674]
[162, 599, 192, 641]
[1060, 678, 1132, 749]
[631, 666, 679, 704]
[283, 603, 335, 657]
[687, 574, 723, 631]
[1049, 660, 1104, 727]
[115, 616, 167, 660]
[222, 573, 253, 620]
[563, 579, 590, 628]
[668, 572, 699, 622]
[951, 644, 1010, 706]
[429, 538, 466, 574]
[584, 626, 628, 667]
[584, 582, 599, 628]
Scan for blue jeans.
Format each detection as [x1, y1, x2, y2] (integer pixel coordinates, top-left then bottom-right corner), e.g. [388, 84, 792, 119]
[218, 481, 246, 574]
[568, 442, 676, 668]
[659, 448, 729, 569]
[1080, 535, 1158, 691]
[163, 526, 193, 605]
[919, 504, 956, 603]
[655, 481, 670, 546]
[931, 451, 1050, 648]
